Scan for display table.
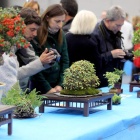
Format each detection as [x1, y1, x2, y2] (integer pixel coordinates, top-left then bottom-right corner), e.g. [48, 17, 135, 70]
[129, 81, 140, 92]
[0, 105, 16, 135]
[39, 92, 114, 117]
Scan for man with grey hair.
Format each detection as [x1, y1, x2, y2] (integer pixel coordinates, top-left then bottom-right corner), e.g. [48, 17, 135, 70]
[91, 5, 126, 87]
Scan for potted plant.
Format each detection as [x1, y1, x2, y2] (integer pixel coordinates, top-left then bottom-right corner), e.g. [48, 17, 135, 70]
[131, 24, 140, 81]
[0, 7, 30, 65]
[113, 68, 125, 89]
[60, 60, 101, 96]
[104, 72, 123, 93]
[112, 93, 121, 105]
[1, 81, 46, 118]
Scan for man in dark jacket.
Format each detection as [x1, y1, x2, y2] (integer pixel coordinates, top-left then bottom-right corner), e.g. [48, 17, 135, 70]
[91, 6, 126, 87]
[60, 0, 78, 34]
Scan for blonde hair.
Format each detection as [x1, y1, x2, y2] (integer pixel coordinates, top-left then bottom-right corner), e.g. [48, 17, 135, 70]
[23, 0, 40, 15]
[132, 16, 140, 30]
[69, 10, 97, 35]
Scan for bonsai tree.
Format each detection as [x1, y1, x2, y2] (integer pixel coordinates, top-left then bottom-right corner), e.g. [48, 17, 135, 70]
[1, 81, 46, 118]
[60, 60, 100, 95]
[113, 68, 125, 83]
[112, 93, 121, 104]
[104, 72, 120, 89]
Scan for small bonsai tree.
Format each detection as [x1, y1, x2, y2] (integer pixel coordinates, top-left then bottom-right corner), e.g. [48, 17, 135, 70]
[104, 72, 120, 89]
[112, 93, 121, 104]
[60, 60, 100, 95]
[1, 81, 46, 118]
[113, 68, 125, 83]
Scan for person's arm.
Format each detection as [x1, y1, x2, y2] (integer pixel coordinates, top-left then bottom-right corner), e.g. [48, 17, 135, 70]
[17, 58, 48, 80]
[92, 33, 125, 65]
[12, 47, 54, 79]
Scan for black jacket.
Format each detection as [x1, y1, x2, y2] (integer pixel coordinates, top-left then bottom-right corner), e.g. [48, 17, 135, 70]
[66, 33, 102, 71]
[91, 20, 123, 87]
[62, 19, 73, 34]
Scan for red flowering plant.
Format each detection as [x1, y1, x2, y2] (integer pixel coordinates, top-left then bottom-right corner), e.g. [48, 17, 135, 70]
[0, 7, 30, 55]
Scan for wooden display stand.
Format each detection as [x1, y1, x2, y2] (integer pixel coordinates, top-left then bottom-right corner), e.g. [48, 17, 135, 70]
[39, 93, 114, 117]
[137, 91, 140, 98]
[0, 105, 16, 135]
[129, 81, 140, 92]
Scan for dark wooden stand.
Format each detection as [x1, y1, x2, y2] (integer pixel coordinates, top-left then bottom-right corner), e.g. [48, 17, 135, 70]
[0, 105, 16, 135]
[137, 91, 140, 98]
[129, 81, 140, 92]
[39, 93, 114, 117]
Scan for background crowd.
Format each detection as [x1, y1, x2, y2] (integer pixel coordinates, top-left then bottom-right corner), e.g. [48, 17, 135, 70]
[0, 0, 140, 95]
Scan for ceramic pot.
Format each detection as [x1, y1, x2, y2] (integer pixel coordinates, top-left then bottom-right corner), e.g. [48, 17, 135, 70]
[114, 83, 121, 89]
[113, 100, 121, 105]
[0, 82, 6, 103]
[133, 74, 140, 82]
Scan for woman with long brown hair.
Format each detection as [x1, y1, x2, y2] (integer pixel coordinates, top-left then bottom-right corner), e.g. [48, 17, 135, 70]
[29, 4, 69, 94]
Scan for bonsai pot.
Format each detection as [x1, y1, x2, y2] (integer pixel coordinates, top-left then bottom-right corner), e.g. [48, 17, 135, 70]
[133, 74, 140, 82]
[109, 88, 123, 93]
[113, 100, 121, 105]
[114, 83, 121, 89]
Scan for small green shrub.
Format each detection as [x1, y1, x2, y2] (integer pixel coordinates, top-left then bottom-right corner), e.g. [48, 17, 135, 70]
[113, 68, 125, 77]
[104, 72, 120, 88]
[112, 93, 121, 103]
[1, 81, 46, 118]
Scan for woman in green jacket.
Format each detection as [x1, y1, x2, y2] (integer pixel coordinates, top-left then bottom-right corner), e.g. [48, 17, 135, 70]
[29, 4, 69, 94]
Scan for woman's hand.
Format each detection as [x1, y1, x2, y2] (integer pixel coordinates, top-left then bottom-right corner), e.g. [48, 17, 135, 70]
[47, 88, 57, 94]
[54, 85, 63, 92]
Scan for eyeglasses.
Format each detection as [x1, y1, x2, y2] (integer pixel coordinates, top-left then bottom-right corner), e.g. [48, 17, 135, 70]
[26, 0, 37, 2]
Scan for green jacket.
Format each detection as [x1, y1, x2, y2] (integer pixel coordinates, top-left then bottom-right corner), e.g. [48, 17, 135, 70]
[30, 31, 69, 93]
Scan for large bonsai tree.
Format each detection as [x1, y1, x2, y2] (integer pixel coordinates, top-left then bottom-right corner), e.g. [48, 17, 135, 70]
[60, 60, 100, 95]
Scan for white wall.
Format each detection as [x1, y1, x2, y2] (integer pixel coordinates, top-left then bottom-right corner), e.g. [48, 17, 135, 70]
[2, 0, 140, 21]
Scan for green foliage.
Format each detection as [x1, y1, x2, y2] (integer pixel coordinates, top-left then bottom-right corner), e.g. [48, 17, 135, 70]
[132, 24, 140, 58]
[113, 68, 125, 77]
[112, 93, 121, 103]
[60, 87, 100, 95]
[1, 81, 46, 118]
[104, 72, 120, 88]
[132, 49, 140, 58]
[62, 60, 100, 91]
[132, 24, 140, 45]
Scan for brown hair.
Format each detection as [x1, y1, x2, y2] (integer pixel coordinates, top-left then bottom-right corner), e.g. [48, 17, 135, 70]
[23, 0, 40, 15]
[19, 7, 41, 26]
[39, 4, 66, 46]
[132, 16, 140, 30]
